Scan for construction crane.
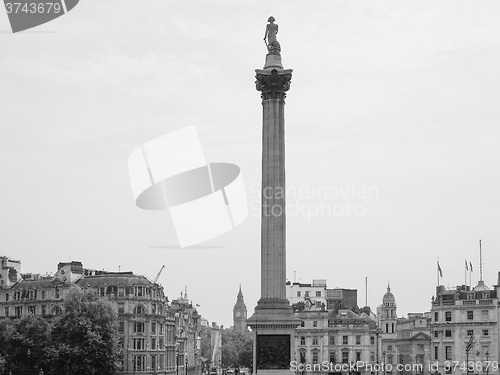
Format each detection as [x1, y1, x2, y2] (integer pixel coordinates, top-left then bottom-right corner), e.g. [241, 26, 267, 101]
[153, 265, 165, 283]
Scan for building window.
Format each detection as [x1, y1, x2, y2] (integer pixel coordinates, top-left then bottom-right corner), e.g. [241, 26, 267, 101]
[445, 330, 452, 338]
[305, 291, 310, 297]
[133, 355, 146, 370]
[434, 331, 438, 338]
[467, 311, 473, 320]
[118, 303, 124, 314]
[297, 291, 301, 297]
[342, 351, 349, 363]
[299, 352, 305, 364]
[482, 329, 489, 336]
[434, 311, 438, 322]
[434, 346, 438, 361]
[312, 336, 318, 346]
[133, 338, 145, 350]
[41, 291, 45, 300]
[300, 336, 305, 346]
[343, 336, 348, 345]
[118, 287, 124, 297]
[134, 322, 145, 333]
[482, 310, 489, 321]
[445, 346, 451, 361]
[152, 304, 156, 314]
[445, 311, 451, 322]
[385, 323, 389, 333]
[151, 337, 156, 350]
[28, 305, 36, 315]
[4, 307, 9, 317]
[370, 352, 375, 362]
[330, 352, 336, 363]
[355, 335, 361, 345]
[482, 292, 490, 299]
[55, 288, 60, 299]
[52, 306, 62, 315]
[151, 354, 157, 370]
[330, 336, 335, 345]
[312, 351, 318, 364]
[356, 352, 361, 361]
[134, 305, 145, 315]
[4, 293, 9, 302]
[370, 336, 374, 345]
[300, 320, 305, 327]
[313, 320, 317, 327]
[467, 330, 473, 336]
[159, 337, 164, 349]
[316, 291, 321, 297]
[387, 355, 393, 365]
[159, 323, 164, 334]
[118, 321, 125, 333]
[152, 322, 156, 334]
[135, 287, 144, 297]
[388, 345, 392, 351]
[391, 323, 395, 333]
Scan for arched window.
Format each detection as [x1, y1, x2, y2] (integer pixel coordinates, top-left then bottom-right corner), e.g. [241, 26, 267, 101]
[52, 305, 62, 315]
[134, 305, 145, 315]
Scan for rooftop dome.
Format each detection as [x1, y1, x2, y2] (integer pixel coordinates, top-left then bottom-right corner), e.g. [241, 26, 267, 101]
[473, 280, 491, 292]
[383, 284, 396, 304]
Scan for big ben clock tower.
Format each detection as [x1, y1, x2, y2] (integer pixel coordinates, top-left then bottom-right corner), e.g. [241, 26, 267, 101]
[233, 285, 247, 333]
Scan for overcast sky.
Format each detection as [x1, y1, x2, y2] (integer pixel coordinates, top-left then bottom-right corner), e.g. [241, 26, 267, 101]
[1, 0, 500, 327]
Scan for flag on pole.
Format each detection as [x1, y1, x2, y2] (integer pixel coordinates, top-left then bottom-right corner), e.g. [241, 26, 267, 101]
[438, 262, 443, 278]
[470, 261, 473, 272]
[465, 259, 468, 271]
[466, 334, 474, 353]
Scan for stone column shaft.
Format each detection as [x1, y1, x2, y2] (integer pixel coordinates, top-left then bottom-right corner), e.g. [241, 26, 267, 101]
[261, 97, 286, 300]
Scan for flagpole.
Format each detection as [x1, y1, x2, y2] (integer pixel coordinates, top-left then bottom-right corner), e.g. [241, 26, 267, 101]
[465, 260, 467, 287]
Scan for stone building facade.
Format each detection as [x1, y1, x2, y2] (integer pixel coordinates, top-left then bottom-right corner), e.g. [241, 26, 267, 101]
[0, 256, 201, 375]
[430, 277, 499, 375]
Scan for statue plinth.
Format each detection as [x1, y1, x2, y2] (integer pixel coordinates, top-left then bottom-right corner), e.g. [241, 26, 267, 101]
[263, 53, 283, 71]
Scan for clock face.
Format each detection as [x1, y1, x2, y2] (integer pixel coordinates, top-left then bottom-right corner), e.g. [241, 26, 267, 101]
[235, 311, 241, 317]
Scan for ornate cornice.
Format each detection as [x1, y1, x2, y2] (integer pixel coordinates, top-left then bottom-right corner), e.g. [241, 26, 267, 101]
[255, 69, 292, 100]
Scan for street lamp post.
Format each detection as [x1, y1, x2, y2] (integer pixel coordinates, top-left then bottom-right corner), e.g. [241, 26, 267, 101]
[185, 357, 188, 375]
[176, 345, 180, 375]
[485, 351, 489, 375]
[382, 351, 386, 375]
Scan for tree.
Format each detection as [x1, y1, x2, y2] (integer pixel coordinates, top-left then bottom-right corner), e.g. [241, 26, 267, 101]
[221, 329, 253, 368]
[0, 315, 51, 374]
[0, 354, 6, 375]
[47, 285, 121, 375]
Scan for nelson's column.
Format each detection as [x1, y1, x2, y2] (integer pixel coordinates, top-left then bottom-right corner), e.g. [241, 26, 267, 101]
[247, 16, 300, 374]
